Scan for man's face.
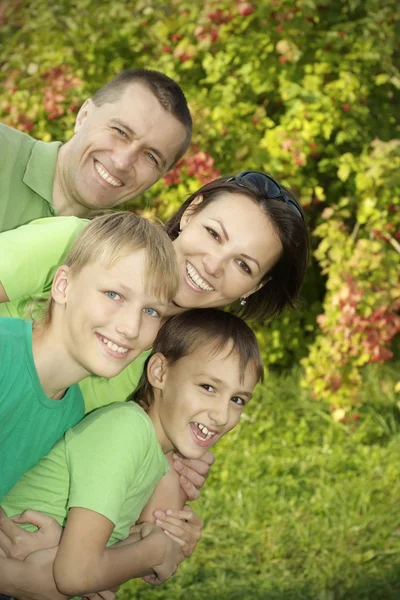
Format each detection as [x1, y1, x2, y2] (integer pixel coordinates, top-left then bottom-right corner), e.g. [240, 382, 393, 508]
[148, 341, 258, 459]
[57, 250, 168, 380]
[63, 82, 187, 211]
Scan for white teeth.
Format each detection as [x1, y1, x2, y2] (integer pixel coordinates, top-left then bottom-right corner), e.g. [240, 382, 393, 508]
[95, 161, 122, 187]
[186, 262, 214, 292]
[100, 335, 129, 354]
[193, 421, 215, 440]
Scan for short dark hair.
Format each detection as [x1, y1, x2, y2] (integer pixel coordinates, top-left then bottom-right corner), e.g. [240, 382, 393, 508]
[165, 176, 310, 321]
[131, 308, 264, 411]
[92, 68, 192, 165]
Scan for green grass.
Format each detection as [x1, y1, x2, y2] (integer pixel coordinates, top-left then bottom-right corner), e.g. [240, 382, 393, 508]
[119, 364, 400, 600]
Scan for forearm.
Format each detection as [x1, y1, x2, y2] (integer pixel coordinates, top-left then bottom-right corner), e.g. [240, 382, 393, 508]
[0, 554, 58, 600]
[138, 453, 188, 523]
[54, 531, 164, 596]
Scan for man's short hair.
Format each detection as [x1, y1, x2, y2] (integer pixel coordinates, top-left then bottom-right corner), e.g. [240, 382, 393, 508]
[92, 69, 192, 165]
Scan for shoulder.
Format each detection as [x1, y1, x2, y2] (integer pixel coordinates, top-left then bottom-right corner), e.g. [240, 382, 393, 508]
[0, 123, 35, 161]
[19, 216, 89, 240]
[0, 316, 30, 338]
[68, 402, 153, 444]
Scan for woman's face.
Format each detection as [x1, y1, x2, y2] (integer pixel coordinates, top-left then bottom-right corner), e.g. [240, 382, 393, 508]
[169, 192, 283, 313]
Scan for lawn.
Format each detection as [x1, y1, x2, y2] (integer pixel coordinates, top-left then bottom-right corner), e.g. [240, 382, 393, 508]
[119, 363, 400, 600]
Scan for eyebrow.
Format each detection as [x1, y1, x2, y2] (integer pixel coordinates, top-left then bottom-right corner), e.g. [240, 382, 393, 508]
[198, 374, 253, 399]
[209, 218, 261, 272]
[109, 118, 167, 169]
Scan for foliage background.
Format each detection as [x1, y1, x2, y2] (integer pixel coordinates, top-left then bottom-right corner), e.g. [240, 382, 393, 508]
[1, 0, 400, 598]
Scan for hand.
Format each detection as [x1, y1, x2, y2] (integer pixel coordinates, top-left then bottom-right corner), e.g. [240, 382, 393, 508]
[142, 532, 181, 587]
[0, 509, 62, 561]
[21, 546, 67, 600]
[173, 451, 215, 500]
[153, 505, 203, 557]
[83, 587, 119, 600]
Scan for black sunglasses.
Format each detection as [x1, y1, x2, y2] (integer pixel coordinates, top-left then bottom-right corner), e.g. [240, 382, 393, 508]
[226, 170, 304, 222]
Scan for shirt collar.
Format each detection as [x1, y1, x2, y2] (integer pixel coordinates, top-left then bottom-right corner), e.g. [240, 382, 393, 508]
[23, 139, 62, 208]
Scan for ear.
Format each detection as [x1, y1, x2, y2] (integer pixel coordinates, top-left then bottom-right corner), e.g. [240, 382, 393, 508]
[179, 195, 204, 230]
[147, 353, 169, 391]
[51, 266, 70, 306]
[74, 98, 94, 133]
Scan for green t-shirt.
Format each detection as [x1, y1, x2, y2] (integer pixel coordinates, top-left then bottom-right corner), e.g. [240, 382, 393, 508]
[0, 317, 85, 500]
[0, 124, 62, 233]
[1, 402, 169, 545]
[0, 216, 150, 413]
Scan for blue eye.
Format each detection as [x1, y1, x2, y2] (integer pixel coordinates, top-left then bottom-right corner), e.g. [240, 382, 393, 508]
[113, 127, 127, 137]
[143, 307, 160, 318]
[105, 291, 121, 301]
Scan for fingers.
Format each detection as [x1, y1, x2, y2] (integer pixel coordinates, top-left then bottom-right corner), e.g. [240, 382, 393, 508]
[154, 509, 203, 557]
[172, 451, 215, 499]
[11, 509, 55, 529]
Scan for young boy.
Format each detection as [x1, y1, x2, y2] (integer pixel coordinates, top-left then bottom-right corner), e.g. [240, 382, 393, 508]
[0, 211, 178, 500]
[0, 308, 263, 597]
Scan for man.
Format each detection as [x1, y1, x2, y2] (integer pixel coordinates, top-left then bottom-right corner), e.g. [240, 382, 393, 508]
[0, 68, 192, 232]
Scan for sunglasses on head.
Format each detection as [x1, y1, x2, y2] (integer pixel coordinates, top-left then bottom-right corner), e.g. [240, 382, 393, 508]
[226, 170, 304, 222]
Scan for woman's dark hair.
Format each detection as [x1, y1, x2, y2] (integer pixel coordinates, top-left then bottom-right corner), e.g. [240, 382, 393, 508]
[131, 308, 264, 411]
[165, 175, 310, 321]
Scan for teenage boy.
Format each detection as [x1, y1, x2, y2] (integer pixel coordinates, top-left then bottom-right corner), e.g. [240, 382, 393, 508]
[0, 308, 263, 598]
[0, 211, 178, 500]
[0, 68, 192, 233]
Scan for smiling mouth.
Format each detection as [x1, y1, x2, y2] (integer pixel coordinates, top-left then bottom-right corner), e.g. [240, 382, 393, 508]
[186, 262, 215, 292]
[97, 333, 129, 355]
[191, 421, 217, 442]
[94, 160, 123, 187]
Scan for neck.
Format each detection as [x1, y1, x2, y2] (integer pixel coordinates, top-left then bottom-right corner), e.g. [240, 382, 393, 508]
[52, 144, 96, 218]
[146, 397, 174, 454]
[32, 321, 89, 399]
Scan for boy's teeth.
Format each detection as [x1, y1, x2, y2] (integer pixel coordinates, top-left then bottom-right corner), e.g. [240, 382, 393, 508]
[101, 336, 129, 354]
[193, 421, 215, 440]
[186, 262, 214, 292]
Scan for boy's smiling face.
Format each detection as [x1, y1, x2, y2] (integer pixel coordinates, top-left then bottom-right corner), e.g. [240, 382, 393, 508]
[148, 340, 259, 458]
[53, 249, 168, 379]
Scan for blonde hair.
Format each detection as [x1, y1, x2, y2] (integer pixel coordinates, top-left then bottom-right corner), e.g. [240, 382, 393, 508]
[35, 212, 178, 327]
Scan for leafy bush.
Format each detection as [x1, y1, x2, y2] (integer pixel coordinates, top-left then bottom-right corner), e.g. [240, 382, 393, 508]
[1, 0, 399, 404]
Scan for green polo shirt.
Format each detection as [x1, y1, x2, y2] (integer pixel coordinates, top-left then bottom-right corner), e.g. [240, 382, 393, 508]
[0, 123, 62, 232]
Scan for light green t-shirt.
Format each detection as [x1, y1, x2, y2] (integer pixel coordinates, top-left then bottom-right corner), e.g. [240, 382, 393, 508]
[1, 402, 169, 545]
[0, 215, 151, 413]
[0, 124, 62, 233]
[0, 317, 85, 500]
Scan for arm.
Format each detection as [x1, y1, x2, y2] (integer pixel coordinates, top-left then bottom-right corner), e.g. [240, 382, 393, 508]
[0, 548, 67, 600]
[0, 216, 87, 303]
[53, 508, 178, 596]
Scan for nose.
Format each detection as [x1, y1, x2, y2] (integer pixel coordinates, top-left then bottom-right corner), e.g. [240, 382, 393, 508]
[202, 253, 224, 279]
[115, 309, 141, 340]
[110, 146, 138, 173]
[208, 399, 230, 428]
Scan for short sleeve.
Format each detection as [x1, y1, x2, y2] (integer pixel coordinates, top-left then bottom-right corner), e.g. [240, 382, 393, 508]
[0, 216, 88, 301]
[66, 406, 150, 525]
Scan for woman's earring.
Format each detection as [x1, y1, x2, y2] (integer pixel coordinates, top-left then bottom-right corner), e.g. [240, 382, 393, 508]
[240, 297, 247, 306]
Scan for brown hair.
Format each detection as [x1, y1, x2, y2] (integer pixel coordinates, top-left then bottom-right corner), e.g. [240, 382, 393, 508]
[165, 175, 310, 321]
[131, 308, 264, 411]
[36, 212, 178, 327]
[92, 69, 192, 166]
